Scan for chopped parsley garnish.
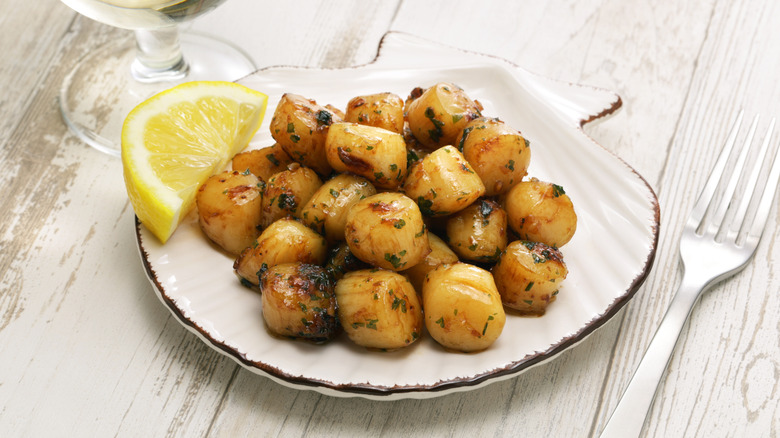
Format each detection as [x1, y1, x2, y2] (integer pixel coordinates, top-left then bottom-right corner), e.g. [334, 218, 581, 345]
[315, 110, 333, 126]
[457, 126, 474, 151]
[424, 107, 444, 142]
[478, 200, 494, 218]
[391, 296, 407, 313]
[384, 252, 406, 269]
[277, 193, 297, 210]
[266, 154, 280, 166]
[407, 149, 420, 166]
[486, 315, 495, 333]
[417, 196, 436, 216]
[256, 263, 269, 280]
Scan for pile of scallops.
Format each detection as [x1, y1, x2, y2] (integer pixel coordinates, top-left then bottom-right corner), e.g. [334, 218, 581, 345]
[195, 83, 577, 353]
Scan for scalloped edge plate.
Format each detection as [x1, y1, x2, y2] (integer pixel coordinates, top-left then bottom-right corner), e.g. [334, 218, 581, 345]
[136, 31, 659, 400]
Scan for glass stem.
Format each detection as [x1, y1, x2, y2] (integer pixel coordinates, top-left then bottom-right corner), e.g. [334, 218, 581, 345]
[131, 26, 189, 83]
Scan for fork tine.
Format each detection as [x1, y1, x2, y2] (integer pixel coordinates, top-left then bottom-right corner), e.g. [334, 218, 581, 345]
[687, 110, 744, 230]
[727, 118, 776, 241]
[706, 114, 759, 236]
[745, 133, 780, 247]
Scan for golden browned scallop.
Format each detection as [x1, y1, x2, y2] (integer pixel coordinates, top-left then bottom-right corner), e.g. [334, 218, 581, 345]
[324, 241, 370, 281]
[401, 233, 458, 293]
[456, 117, 531, 196]
[335, 268, 422, 349]
[446, 199, 508, 263]
[325, 104, 345, 120]
[344, 192, 430, 271]
[325, 122, 407, 190]
[269, 93, 342, 176]
[232, 143, 295, 182]
[297, 173, 377, 242]
[491, 240, 567, 315]
[403, 86, 424, 114]
[260, 164, 322, 229]
[405, 82, 482, 149]
[345, 92, 405, 133]
[260, 262, 339, 342]
[403, 145, 485, 216]
[196, 170, 264, 255]
[234, 217, 328, 287]
[504, 179, 577, 247]
[422, 262, 506, 352]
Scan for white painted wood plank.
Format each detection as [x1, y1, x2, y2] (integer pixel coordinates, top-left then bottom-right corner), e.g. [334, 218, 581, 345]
[607, 1, 780, 436]
[192, 0, 401, 69]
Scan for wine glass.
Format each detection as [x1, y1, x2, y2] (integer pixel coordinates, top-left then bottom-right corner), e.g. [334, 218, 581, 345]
[59, 0, 257, 157]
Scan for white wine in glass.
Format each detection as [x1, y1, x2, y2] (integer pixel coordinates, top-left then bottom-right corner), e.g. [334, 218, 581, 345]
[60, 0, 256, 156]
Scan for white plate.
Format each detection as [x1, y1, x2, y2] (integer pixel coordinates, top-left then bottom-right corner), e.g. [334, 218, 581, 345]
[136, 32, 659, 400]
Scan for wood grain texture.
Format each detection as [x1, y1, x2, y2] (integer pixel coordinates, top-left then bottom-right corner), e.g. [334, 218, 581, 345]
[632, 2, 780, 436]
[1, 0, 779, 437]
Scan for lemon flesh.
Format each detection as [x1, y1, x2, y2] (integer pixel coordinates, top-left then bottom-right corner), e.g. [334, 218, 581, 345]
[121, 81, 268, 243]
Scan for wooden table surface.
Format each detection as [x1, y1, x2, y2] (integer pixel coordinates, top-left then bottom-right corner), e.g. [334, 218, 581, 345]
[2, 1, 779, 437]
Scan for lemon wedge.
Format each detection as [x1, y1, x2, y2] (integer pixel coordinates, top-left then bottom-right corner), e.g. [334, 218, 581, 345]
[121, 81, 268, 243]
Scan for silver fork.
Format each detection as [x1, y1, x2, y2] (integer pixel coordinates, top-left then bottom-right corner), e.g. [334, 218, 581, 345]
[598, 111, 780, 438]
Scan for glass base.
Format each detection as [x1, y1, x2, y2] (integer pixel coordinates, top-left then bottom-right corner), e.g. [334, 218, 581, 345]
[59, 32, 257, 157]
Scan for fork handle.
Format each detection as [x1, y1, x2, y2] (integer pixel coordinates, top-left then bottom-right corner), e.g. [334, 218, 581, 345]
[598, 275, 706, 438]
